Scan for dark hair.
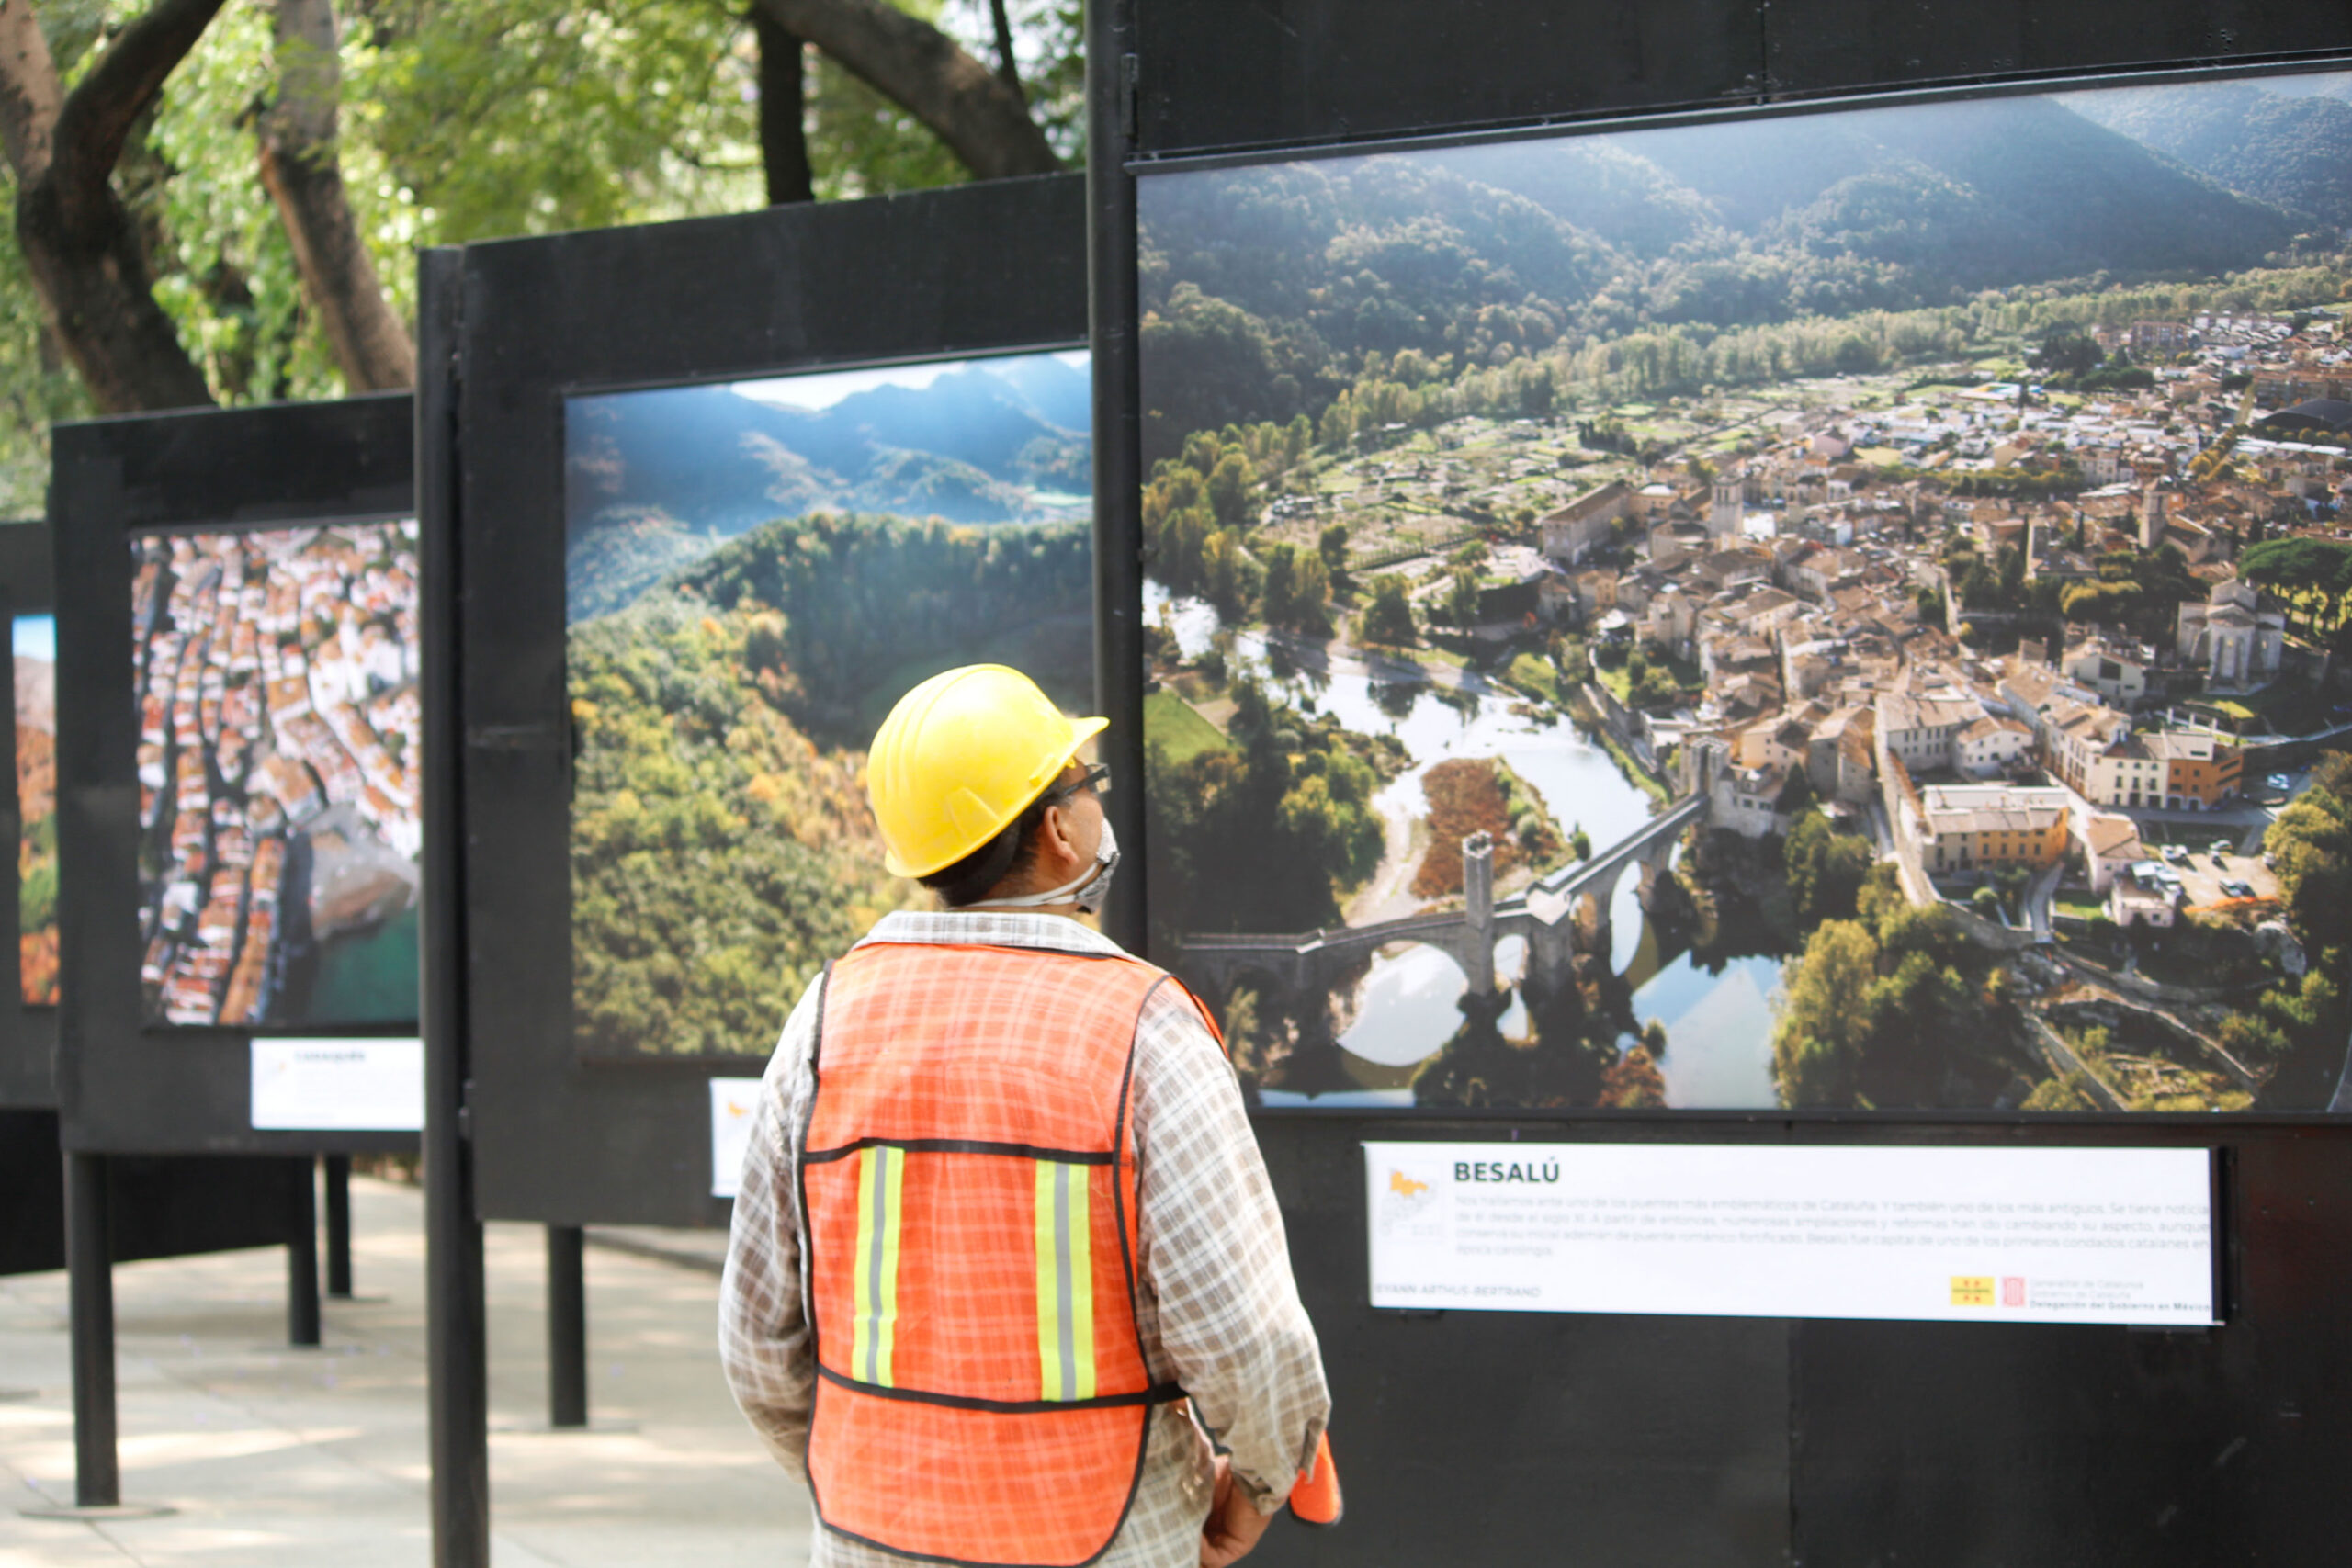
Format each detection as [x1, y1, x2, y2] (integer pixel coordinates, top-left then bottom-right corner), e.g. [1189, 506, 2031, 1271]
[919, 793, 1052, 908]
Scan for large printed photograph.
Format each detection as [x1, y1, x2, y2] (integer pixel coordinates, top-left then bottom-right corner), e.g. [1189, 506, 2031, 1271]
[1141, 71, 2352, 1113]
[564, 350, 1092, 1057]
[134, 524, 421, 1028]
[17, 613, 52, 1006]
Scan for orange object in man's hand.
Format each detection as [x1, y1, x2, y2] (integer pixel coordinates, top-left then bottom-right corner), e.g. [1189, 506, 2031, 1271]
[1289, 1431, 1342, 1526]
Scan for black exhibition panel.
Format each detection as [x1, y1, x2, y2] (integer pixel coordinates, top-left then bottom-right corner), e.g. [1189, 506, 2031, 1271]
[445, 175, 1089, 1228]
[0, 1120, 300, 1276]
[1785, 1129, 2352, 1564]
[1132, 0, 1765, 158]
[1131, 0, 2352, 160]
[0, 518, 55, 1109]
[1253, 1120, 2352, 1568]
[0, 517, 303, 1280]
[1759, 0, 2352, 104]
[49, 395, 418, 1155]
[1102, 2, 2352, 1564]
[1256, 1119, 1790, 1567]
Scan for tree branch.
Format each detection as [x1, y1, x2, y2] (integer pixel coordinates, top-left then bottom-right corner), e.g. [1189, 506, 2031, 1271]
[11, 0, 222, 411]
[752, 7, 812, 205]
[0, 0, 62, 182]
[255, 0, 414, 389]
[987, 0, 1023, 104]
[51, 0, 229, 197]
[751, 0, 1056, 181]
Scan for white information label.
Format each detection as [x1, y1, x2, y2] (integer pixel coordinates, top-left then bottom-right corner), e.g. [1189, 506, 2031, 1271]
[1365, 1142, 2214, 1326]
[710, 1077, 763, 1199]
[250, 1039, 424, 1132]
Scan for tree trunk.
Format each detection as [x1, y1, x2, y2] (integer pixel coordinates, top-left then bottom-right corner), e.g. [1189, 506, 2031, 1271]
[14, 176, 214, 412]
[256, 0, 413, 390]
[751, 0, 1057, 181]
[0, 0, 225, 412]
[753, 8, 813, 206]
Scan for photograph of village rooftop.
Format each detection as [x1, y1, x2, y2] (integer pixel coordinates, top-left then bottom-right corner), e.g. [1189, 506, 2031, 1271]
[133, 524, 421, 1028]
[17, 613, 53, 1006]
[1139, 71, 2352, 1113]
[564, 351, 1093, 1056]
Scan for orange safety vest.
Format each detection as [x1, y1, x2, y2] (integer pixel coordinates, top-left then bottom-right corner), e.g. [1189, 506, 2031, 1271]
[800, 942, 1201, 1568]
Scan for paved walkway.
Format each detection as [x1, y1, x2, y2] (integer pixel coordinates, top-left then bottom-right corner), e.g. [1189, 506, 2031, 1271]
[0, 1178, 813, 1566]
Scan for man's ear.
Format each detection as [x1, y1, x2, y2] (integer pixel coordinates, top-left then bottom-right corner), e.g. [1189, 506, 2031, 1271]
[1032, 801, 1085, 879]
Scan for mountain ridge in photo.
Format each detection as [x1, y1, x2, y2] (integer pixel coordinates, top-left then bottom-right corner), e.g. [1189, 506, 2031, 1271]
[564, 354, 1091, 620]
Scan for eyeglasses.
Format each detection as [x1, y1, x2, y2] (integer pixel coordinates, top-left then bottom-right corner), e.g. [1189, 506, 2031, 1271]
[1041, 762, 1111, 808]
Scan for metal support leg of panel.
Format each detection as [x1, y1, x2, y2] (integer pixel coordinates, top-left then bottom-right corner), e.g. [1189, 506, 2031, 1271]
[69, 1153, 117, 1506]
[420, 243, 490, 1568]
[19, 1153, 173, 1521]
[324, 1155, 354, 1298]
[288, 1158, 322, 1348]
[1087, 0, 1149, 960]
[548, 1225, 588, 1428]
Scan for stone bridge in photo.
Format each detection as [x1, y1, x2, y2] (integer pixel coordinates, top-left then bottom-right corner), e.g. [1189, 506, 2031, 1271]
[1176, 790, 1708, 1017]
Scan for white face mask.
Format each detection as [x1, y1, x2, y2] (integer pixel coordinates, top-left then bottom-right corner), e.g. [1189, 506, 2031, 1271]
[967, 819, 1120, 915]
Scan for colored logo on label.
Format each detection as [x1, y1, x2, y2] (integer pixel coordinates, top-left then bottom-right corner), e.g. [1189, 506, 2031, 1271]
[1375, 1166, 1446, 1241]
[2002, 1276, 2026, 1307]
[1950, 1276, 1995, 1307]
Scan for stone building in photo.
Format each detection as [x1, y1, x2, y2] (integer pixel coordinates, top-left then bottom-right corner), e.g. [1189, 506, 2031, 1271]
[2175, 576, 2286, 690]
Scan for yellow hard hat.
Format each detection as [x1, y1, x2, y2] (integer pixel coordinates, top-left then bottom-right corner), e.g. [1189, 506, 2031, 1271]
[866, 665, 1107, 878]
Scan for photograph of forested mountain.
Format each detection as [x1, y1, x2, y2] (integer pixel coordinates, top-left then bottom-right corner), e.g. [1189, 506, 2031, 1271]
[1139, 71, 2352, 1115]
[565, 352, 1094, 1057]
[16, 614, 52, 1007]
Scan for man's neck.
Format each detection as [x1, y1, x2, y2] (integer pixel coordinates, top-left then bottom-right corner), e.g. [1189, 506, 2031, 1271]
[944, 896, 1087, 921]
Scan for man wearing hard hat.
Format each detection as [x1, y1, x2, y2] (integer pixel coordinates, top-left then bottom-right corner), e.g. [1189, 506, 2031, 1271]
[720, 664, 1330, 1568]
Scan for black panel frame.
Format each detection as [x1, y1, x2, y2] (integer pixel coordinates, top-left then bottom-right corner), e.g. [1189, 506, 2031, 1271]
[1131, 0, 1768, 161]
[443, 175, 1090, 1227]
[50, 396, 420, 1154]
[1760, 0, 2352, 108]
[0, 1110, 303, 1276]
[1234, 1116, 2352, 1568]
[1130, 53, 2352, 181]
[0, 521, 55, 1108]
[1111, 7, 2352, 1564]
[1130, 0, 2352, 163]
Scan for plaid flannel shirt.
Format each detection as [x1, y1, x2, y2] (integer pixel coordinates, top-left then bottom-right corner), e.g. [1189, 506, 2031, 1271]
[719, 909, 1330, 1568]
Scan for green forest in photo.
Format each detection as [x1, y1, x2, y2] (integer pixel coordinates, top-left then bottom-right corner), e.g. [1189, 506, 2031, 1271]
[1139, 85, 2352, 463]
[562, 354, 1094, 1057]
[570, 513, 1093, 1056]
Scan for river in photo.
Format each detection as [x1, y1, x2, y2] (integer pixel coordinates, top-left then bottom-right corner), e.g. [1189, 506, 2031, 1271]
[1617, 921, 1783, 1110]
[1148, 584, 1785, 1108]
[306, 902, 421, 1025]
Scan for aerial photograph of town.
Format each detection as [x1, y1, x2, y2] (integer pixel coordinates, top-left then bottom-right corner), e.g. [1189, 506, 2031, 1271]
[132, 523, 421, 1028]
[17, 612, 53, 1006]
[564, 351, 1093, 1056]
[1139, 70, 2352, 1113]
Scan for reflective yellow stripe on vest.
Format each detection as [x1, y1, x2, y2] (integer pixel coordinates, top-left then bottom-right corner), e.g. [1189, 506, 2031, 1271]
[852, 1145, 904, 1387]
[1034, 1161, 1095, 1401]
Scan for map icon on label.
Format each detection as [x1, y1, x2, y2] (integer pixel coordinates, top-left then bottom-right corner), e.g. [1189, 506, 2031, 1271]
[1375, 1164, 1447, 1242]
